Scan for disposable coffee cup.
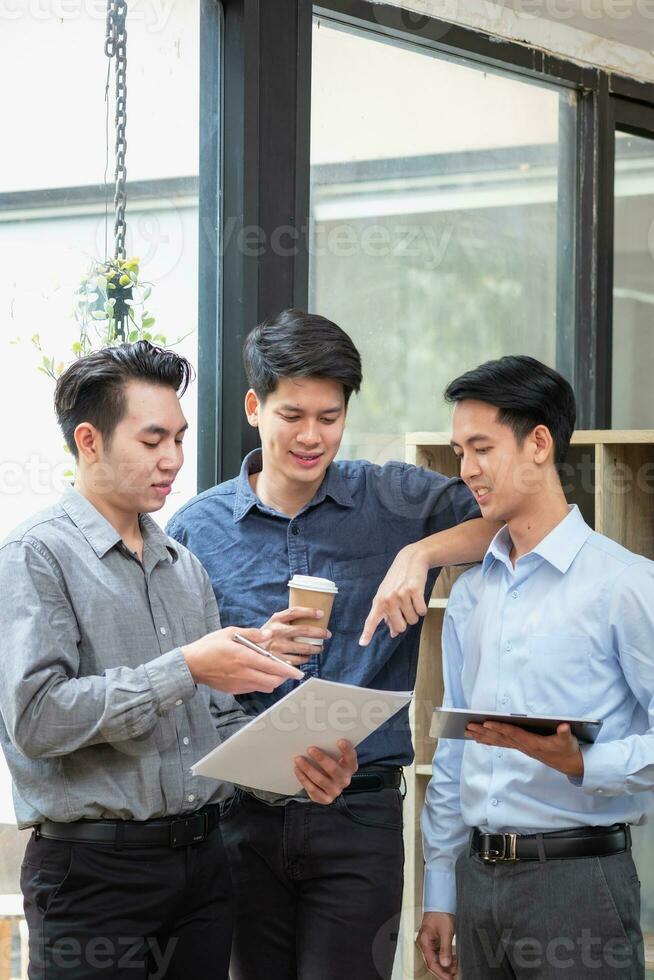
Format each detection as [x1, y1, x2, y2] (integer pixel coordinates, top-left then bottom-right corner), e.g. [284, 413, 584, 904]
[288, 574, 338, 646]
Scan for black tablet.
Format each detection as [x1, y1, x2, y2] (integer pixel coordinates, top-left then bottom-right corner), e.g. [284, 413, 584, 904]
[431, 707, 603, 744]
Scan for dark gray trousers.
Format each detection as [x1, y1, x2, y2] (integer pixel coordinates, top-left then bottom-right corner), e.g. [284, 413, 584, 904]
[455, 843, 644, 979]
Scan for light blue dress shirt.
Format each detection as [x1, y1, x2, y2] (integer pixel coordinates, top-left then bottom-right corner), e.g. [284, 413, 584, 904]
[421, 505, 654, 915]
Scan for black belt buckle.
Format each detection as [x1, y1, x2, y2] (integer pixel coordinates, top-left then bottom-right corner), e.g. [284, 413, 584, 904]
[479, 832, 519, 863]
[170, 812, 207, 848]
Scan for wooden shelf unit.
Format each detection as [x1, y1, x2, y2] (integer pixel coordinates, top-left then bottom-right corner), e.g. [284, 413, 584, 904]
[400, 430, 654, 979]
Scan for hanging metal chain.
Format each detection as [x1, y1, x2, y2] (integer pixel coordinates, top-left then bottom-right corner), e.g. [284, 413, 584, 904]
[105, 0, 128, 262]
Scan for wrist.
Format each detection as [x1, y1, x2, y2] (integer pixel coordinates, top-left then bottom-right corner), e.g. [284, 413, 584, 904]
[182, 642, 203, 684]
[414, 534, 443, 570]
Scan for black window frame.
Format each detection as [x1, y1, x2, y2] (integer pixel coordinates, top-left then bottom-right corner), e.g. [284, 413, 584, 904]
[201, 0, 654, 483]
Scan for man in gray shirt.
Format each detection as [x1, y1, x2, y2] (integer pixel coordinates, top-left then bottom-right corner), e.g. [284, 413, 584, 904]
[0, 341, 357, 979]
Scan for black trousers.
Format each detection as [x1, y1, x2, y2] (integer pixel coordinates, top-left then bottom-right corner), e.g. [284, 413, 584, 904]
[456, 845, 644, 979]
[20, 824, 233, 979]
[220, 786, 405, 980]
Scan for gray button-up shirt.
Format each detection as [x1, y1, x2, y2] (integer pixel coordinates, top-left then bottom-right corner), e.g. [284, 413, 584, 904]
[0, 488, 247, 829]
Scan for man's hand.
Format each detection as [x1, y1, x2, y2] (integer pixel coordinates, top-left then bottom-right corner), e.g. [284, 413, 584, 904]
[261, 607, 332, 665]
[416, 912, 458, 978]
[182, 626, 303, 694]
[294, 739, 358, 804]
[359, 541, 430, 645]
[466, 721, 584, 778]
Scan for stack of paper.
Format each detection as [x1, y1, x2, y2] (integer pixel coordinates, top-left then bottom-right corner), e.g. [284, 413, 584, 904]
[192, 677, 413, 795]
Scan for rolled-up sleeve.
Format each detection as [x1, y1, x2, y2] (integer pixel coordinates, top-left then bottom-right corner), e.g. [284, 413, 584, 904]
[0, 540, 195, 760]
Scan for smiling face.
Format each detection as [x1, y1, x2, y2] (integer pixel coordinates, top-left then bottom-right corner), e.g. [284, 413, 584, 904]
[450, 399, 554, 524]
[77, 379, 188, 515]
[245, 376, 346, 492]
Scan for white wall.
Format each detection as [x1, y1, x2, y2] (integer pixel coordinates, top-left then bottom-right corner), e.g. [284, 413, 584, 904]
[381, 0, 654, 83]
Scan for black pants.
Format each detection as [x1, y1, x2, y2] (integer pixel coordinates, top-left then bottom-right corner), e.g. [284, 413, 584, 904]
[220, 786, 405, 980]
[456, 845, 644, 979]
[21, 824, 233, 979]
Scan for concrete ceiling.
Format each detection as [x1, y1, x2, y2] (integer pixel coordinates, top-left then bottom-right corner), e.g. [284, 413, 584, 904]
[490, 0, 654, 51]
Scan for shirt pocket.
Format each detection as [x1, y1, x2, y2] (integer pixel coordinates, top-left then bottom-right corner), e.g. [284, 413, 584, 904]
[524, 635, 596, 715]
[181, 614, 207, 645]
[330, 552, 395, 633]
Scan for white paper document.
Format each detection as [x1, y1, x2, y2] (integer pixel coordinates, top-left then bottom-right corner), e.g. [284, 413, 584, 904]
[192, 677, 413, 795]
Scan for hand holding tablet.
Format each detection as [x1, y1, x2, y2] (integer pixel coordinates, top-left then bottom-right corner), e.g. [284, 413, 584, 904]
[431, 707, 603, 744]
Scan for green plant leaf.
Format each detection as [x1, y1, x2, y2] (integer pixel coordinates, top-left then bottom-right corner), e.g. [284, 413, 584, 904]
[91, 311, 107, 320]
[142, 316, 156, 328]
[129, 330, 139, 341]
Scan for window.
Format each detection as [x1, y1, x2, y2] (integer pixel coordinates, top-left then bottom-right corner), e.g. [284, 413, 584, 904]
[0, 6, 202, 969]
[2, 6, 201, 541]
[612, 127, 654, 428]
[309, 18, 575, 463]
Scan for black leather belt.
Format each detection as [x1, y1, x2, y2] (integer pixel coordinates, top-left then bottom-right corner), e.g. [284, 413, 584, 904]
[343, 767, 402, 794]
[472, 823, 631, 863]
[36, 804, 221, 849]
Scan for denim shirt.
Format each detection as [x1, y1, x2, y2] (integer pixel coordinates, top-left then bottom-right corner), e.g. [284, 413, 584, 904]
[167, 451, 479, 766]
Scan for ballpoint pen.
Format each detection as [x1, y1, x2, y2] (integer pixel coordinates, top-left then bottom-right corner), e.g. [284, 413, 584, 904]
[233, 632, 304, 678]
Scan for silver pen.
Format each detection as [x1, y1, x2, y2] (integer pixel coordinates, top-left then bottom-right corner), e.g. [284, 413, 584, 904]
[233, 632, 303, 676]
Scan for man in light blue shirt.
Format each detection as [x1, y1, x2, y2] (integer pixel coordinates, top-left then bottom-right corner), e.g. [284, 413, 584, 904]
[419, 355, 652, 979]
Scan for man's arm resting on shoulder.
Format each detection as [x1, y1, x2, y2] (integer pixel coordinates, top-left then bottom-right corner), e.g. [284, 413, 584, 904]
[360, 517, 500, 644]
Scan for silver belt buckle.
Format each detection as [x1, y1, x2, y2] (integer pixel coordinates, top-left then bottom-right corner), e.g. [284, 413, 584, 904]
[479, 832, 519, 863]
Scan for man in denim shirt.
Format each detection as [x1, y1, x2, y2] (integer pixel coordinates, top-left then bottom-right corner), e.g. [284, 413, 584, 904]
[167, 309, 498, 980]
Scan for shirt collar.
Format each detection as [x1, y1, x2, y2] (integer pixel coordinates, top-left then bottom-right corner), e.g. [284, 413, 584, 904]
[61, 487, 178, 564]
[482, 504, 592, 576]
[233, 449, 355, 523]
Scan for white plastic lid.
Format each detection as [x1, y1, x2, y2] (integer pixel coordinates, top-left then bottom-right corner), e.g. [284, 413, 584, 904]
[288, 574, 338, 594]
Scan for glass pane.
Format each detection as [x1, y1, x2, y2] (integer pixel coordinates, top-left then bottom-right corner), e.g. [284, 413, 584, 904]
[0, 7, 202, 966]
[612, 131, 654, 428]
[613, 131, 654, 975]
[309, 19, 573, 463]
[1, 9, 200, 536]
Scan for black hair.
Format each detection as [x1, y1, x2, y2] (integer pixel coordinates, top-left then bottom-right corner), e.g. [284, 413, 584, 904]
[54, 340, 194, 458]
[444, 355, 576, 464]
[243, 308, 362, 405]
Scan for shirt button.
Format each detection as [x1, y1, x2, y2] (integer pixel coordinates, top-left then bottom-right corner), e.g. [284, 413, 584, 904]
[500, 696, 508, 705]
[505, 642, 512, 652]
[175, 699, 183, 707]
[497, 751, 503, 758]
[491, 798, 499, 807]
[187, 794, 195, 803]
[183, 737, 190, 746]
[512, 590, 519, 599]
[291, 525, 300, 536]
[160, 626, 167, 635]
